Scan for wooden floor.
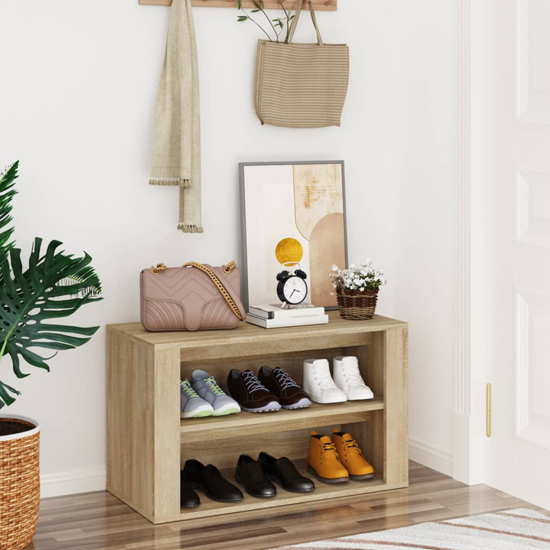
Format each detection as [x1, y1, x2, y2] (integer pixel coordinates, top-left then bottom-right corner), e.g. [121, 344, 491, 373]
[29, 461, 547, 550]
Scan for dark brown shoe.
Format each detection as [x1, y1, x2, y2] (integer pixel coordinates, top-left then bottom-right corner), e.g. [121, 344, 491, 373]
[226, 370, 281, 413]
[258, 366, 312, 410]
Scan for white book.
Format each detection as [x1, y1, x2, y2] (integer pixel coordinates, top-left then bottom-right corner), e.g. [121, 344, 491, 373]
[248, 304, 325, 320]
[246, 313, 329, 329]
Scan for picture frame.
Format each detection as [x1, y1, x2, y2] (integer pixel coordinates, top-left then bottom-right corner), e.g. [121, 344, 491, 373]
[239, 161, 349, 311]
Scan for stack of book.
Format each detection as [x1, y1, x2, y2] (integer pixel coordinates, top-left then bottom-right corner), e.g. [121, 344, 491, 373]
[246, 304, 328, 329]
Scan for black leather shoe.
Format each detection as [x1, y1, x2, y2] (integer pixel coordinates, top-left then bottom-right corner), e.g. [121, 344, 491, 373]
[183, 459, 244, 503]
[235, 454, 277, 498]
[180, 470, 201, 508]
[259, 452, 315, 493]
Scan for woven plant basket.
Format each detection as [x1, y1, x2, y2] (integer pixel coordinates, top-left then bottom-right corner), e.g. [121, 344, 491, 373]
[0, 416, 40, 550]
[336, 287, 380, 320]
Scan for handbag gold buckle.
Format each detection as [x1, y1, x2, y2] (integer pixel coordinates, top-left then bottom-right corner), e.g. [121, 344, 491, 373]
[223, 261, 236, 274]
[151, 263, 167, 275]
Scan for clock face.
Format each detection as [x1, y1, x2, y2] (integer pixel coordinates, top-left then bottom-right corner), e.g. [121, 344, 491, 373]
[283, 276, 308, 305]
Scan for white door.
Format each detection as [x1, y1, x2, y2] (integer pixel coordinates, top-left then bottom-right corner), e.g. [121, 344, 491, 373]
[482, 0, 550, 509]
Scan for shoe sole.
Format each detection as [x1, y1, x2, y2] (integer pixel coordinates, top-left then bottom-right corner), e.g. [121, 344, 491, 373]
[241, 403, 282, 413]
[212, 404, 241, 417]
[234, 473, 277, 499]
[306, 393, 347, 405]
[307, 464, 348, 484]
[281, 397, 313, 410]
[181, 407, 214, 419]
[188, 482, 243, 503]
[180, 501, 201, 508]
[266, 474, 316, 493]
[349, 473, 375, 481]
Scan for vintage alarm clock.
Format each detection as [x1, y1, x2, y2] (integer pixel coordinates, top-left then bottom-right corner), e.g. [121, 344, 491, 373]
[276, 264, 309, 306]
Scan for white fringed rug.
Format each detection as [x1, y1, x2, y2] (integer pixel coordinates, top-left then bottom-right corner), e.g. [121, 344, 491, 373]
[271, 509, 550, 549]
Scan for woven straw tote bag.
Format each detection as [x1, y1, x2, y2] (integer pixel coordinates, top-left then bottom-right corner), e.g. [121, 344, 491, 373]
[254, 0, 349, 128]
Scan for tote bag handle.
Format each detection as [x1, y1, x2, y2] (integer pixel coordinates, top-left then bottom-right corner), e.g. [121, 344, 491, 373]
[286, 0, 324, 46]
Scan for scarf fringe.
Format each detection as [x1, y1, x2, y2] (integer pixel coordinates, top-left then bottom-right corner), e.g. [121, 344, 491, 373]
[149, 178, 191, 189]
[177, 223, 204, 234]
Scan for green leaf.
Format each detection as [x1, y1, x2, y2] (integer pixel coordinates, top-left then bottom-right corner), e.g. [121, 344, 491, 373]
[0, 236, 103, 408]
[0, 381, 20, 409]
[0, 161, 18, 276]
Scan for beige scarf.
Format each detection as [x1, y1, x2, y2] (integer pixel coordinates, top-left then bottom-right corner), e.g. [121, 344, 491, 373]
[149, 0, 203, 233]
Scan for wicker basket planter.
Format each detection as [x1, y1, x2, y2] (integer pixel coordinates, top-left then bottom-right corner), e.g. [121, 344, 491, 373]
[336, 287, 380, 320]
[0, 416, 40, 550]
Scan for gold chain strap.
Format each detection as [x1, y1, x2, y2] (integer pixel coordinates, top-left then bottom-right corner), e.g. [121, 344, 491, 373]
[150, 261, 242, 321]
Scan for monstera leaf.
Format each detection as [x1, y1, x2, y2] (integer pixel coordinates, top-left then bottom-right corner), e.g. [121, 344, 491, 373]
[0, 162, 103, 408]
[0, 161, 18, 273]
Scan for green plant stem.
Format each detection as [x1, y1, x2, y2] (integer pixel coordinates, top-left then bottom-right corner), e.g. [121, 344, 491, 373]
[242, 11, 273, 41]
[258, 7, 279, 41]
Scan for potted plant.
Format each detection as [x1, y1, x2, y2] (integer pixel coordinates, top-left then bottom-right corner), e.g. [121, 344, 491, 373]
[0, 161, 102, 550]
[330, 260, 387, 320]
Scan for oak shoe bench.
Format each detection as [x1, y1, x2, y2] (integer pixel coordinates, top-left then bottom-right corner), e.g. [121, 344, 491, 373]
[106, 312, 409, 525]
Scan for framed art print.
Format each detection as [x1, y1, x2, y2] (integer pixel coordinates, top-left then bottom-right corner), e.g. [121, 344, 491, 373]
[240, 161, 348, 310]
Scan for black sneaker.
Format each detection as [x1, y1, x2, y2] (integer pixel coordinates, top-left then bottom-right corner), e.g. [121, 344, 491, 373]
[226, 369, 282, 413]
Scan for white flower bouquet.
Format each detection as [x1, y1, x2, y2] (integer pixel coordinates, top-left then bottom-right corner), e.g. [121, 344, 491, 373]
[330, 260, 386, 320]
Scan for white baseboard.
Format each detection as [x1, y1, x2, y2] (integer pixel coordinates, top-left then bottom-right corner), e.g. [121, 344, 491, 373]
[409, 437, 453, 477]
[41, 466, 106, 498]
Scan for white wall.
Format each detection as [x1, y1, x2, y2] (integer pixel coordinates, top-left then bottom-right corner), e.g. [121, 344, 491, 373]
[0, 0, 456, 495]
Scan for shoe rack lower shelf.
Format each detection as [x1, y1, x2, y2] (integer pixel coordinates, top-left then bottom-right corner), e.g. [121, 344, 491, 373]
[177, 462, 401, 522]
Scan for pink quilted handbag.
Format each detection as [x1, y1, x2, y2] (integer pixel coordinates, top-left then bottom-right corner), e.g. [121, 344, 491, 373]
[140, 261, 245, 332]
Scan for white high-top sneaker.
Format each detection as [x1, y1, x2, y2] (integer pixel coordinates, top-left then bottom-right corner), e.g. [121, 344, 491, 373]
[333, 356, 374, 401]
[303, 359, 347, 404]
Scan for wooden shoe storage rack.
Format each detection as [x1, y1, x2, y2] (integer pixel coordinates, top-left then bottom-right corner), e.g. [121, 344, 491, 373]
[106, 312, 408, 525]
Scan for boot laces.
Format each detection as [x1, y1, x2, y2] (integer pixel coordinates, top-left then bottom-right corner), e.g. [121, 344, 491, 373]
[274, 368, 299, 391]
[243, 371, 267, 393]
[345, 438, 362, 456]
[321, 442, 339, 459]
[313, 361, 337, 391]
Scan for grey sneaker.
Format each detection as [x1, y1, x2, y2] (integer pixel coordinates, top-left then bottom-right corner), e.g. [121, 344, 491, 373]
[181, 380, 214, 419]
[190, 370, 241, 417]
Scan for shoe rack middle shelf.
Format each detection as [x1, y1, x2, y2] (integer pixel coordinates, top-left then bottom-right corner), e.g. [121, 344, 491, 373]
[180, 398, 384, 443]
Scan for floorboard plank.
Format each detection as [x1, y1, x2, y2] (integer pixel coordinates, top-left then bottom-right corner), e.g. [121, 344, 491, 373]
[28, 461, 545, 550]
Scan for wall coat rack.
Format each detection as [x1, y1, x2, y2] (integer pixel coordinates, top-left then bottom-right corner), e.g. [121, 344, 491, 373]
[139, 0, 337, 10]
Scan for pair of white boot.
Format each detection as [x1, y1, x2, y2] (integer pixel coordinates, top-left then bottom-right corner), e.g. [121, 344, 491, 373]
[303, 356, 374, 404]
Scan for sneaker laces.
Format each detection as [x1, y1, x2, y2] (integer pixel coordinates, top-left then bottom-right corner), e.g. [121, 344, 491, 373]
[274, 368, 300, 391]
[313, 361, 337, 391]
[343, 359, 366, 386]
[205, 377, 225, 396]
[181, 380, 198, 398]
[243, 371, 267, 393]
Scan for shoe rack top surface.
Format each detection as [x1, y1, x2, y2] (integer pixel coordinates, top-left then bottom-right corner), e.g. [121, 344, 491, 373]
[107, 312, 408, 351]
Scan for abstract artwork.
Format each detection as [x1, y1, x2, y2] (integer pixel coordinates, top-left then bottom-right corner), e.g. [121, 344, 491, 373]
[240, 161, 348, 309]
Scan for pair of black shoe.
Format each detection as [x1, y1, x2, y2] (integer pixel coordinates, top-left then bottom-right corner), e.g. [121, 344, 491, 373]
[235, 452, 315, 499]
[181, 459, 243, 508]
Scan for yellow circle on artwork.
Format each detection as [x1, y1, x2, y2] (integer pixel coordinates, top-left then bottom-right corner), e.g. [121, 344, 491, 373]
[275, 238, 304, 265]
